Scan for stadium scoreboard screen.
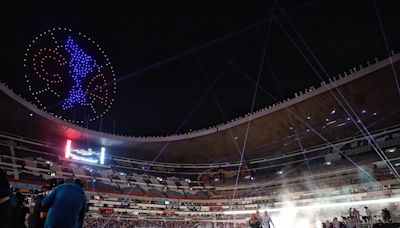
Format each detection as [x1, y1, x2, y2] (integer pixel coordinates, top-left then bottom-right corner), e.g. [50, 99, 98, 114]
[65, 139, 106, 165]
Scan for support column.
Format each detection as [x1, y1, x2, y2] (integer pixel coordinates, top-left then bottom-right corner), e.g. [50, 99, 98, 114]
[9, 144, 19, 180]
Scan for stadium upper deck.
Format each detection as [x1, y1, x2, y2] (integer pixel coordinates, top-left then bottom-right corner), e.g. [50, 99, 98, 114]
[0, 53, 399, 163]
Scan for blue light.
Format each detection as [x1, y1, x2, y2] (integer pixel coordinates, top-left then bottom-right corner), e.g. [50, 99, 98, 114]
[25, 28, 118, 122]
[62, 36, 97, 110]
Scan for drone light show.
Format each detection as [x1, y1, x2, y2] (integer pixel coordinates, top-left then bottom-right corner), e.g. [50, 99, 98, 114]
[23, 27, 117, 124]
[65, 139, 106, 165]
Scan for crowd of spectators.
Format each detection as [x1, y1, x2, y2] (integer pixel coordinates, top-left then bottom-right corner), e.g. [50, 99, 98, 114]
[1, 168, 88, 228]
[3, 165, 400, 228]
[2, 168, 245, 227]
[323, 206, 398, 228]
[83, 217, 244, 228]
[2, 143, 399, 206]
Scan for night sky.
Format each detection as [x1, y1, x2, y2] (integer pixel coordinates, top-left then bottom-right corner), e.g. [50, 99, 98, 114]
[1, 0, 399, 136]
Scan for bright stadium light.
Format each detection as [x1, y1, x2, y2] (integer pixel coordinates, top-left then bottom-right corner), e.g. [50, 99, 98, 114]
[65, 139, 72, 158]
[385, 148, 396, 153]
[100, 147, 105, 165]
[325, 161, 332, 165]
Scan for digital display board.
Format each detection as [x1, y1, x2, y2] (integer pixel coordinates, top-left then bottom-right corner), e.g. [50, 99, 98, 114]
[65, 139, 105, 165]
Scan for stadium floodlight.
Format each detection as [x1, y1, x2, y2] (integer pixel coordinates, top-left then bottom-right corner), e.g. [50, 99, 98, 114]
[100, 147, 105, 164]
[65, 139, 72, 158]
[385, 148, 396, 153]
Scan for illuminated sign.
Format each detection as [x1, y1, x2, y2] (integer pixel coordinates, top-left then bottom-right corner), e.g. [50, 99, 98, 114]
[65, 139, 106, 165]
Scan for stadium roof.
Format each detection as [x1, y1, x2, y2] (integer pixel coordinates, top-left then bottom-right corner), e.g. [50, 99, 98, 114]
[1, 54, 399, 163]
[1, 0, 400, 138]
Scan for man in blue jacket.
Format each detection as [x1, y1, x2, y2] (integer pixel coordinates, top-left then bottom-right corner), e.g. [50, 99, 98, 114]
[42, 177, 87, 228]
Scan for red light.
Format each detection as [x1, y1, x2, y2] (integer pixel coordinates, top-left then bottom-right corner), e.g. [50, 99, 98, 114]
[65, 139, 72, 158]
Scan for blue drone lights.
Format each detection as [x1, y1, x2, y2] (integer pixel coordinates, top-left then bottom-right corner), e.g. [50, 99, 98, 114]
[62, 36, 98, 110]
[24, 27, 117, 124]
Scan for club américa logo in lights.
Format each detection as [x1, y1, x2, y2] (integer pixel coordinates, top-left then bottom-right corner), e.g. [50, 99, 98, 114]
[23, 27, 117, 124]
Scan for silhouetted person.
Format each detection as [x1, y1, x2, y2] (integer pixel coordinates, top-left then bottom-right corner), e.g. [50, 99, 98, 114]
[29, 185, 52, 228]
[363, 206, 372, 224]
[262, 211, 275, 228]
[256, 210, 262, 225]
[332, 217, 340, 228]
[10, 191, 29, 228]
[249, 214, 261, 228]
[382, 208, 391, 223]
[344, 217, 353, 228]
[0, 168, 12, 228]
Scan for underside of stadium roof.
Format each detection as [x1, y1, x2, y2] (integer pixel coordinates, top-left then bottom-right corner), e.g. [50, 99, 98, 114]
[1, 54, 400, 163]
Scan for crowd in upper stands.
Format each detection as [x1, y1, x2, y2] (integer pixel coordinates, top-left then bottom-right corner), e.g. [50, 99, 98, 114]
[2, 148, 397, 203]
[2, 168, 245, 228]
[1, 131, 400, 227]
[3, 166, 400, 228]
[1, 128, 399, 210]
